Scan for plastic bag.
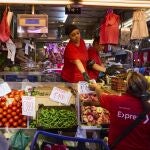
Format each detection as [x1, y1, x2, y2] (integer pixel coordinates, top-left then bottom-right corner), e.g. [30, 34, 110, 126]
[10, 130, 31, 150]
[0, 7, 10, 42]
[0, 134, 9, 150]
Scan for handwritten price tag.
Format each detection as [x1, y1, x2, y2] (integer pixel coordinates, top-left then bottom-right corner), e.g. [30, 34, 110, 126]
[78, 81, 94, 94]
[50, 87, 72, 105]
[22, 96, 35, 117]
[0, 82, 11, 96]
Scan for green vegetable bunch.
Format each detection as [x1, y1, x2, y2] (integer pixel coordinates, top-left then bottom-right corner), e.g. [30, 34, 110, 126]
[37, 107, 77, 129]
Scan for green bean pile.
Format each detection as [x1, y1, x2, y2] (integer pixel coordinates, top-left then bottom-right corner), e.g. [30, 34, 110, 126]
[37, 107, 77, 128]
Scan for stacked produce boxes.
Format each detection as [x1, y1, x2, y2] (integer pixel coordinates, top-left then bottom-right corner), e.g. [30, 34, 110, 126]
[77, 82, 110, 129]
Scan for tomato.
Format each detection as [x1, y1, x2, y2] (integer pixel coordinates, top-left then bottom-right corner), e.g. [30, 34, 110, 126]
[4, 122, 11, 127]
[19, 90, 24, 95]
[12, 101, 17, 106]
[22, 116, 27, 122]
[0, 114, 3, 119]
[21, 122, 27, 128]
[2, 118, 7, 123]
[11, 111, 17, 116]
[11, 89, 17, 95]
[3, 111, 7, 117]
[12, 106, 17, 111]
[15, 91, 20, 95]
[13, 122, 18, 127]
[3, 106, 7, 111]
[8, 94, 14, 98]
[0, 102, 6, 107]
[1, 97, 6, 102]
[14, 116, 19, 121]
[0, 108, 3, 113]
[18, 119, 22, 125]
[19, 113, 23, 117]
[6, 114, 11, 119]
[0, 121, 3, 127]
[14, 95, 21, 101]
[9, 118, 14, 124]
[7, 108, 12, 114]
[16, 103, 22, 108]
[8, 104, 12, 108]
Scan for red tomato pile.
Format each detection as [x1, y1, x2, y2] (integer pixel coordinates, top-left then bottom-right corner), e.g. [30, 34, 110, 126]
[0, 89, 27, 128]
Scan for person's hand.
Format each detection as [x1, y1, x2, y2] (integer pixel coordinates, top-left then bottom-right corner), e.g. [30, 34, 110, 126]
[88, 82, 98, 91]
[82, 72, 90, 82]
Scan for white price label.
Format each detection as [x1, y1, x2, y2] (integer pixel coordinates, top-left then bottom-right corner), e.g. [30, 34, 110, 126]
[22, 96, 35, 117]
[0, 82, 11, 96]
[78, 81, 93, 94]
[50, 87, 72, 105]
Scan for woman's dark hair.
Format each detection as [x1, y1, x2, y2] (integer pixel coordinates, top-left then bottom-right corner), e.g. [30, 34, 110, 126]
[126, 71, 150, 112]
[65, 24, 79, 35]
[93, 36, 100, 45]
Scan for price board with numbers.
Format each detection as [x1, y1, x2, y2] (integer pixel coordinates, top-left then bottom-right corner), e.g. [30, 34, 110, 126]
[22, 96, 35, 117]
[50, 87, 72, 105]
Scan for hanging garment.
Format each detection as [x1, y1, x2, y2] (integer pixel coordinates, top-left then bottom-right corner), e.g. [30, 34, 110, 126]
[120, 27, 131, 46]
[100, 11, 120, 44]
[6, 38, 16, 62]
[131, 10, 149, 40]
[0, 8, 10, 42]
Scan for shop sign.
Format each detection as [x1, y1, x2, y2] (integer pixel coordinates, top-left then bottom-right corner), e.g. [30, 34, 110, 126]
[0, 82, 11, 97]
[22, 96, 35, 117]
[50, 87, 72, 105]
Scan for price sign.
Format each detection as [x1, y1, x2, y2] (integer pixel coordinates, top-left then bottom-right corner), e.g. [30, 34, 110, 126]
[22, 96, 35, 117]
[50, 87, 72, 105]
[0, 82, 11, 96]
[78, 81, 94, 94]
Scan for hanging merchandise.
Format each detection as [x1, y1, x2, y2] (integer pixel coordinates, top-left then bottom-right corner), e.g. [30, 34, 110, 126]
[131, 10, 149, 40]
[7, 7, 13, 27]
[120, 27, 131, 46]
[6, 38, 16, 62]
[99, 10, 120, 45]
[0, 7, 10, 42]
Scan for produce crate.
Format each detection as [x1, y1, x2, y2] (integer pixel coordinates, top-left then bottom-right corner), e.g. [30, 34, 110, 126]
[36, 104, 77, 130]
[80, 105, 110, 126]
[111, 77, 126, 92]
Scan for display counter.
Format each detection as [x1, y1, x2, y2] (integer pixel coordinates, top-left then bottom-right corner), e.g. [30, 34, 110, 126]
[0, 71, 62, 82]
[0, 81, 123, 130]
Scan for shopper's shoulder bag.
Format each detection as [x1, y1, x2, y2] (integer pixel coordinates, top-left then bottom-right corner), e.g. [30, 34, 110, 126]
[109, 111, 147, 150]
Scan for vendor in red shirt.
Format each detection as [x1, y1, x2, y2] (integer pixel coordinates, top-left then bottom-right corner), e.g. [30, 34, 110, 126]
[89, 72, 150, 150]
[87, 36, 106, 81]
[61, 25, 90, 83]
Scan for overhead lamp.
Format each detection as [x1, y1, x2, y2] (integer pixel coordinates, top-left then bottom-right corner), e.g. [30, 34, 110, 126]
[122, 9, 150, 28]
[63, 14, 68, 23]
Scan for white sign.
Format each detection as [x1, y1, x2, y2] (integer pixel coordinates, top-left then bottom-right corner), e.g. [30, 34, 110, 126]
[50, 87, 72, 105]
[0, 82, 11, 96]
[22, 96, 35, 117]
[78, 81, 94, 94]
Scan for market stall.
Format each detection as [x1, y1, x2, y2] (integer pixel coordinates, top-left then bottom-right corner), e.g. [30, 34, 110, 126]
[0, 0, 149, 149]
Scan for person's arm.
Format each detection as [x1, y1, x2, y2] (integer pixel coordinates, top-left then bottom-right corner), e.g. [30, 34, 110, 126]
[92, 63, 106, 72]
[89, 82, 103, 104]
[72, 59, 85, 73]
[71, 59, 90, 82]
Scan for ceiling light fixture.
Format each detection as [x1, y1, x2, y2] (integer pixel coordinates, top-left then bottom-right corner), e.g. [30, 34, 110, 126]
[63, 14, 68, 23]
